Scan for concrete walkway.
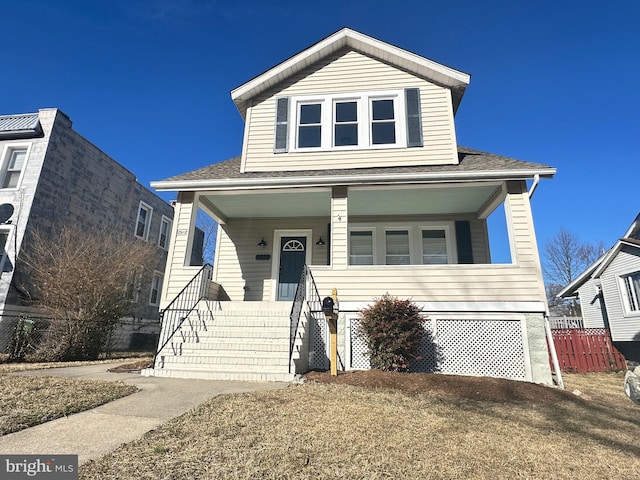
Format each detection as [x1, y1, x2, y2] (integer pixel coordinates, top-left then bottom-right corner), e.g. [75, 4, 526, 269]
[0, 364, 288, 465]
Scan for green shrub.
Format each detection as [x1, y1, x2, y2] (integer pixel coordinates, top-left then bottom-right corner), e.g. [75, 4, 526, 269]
[359, 294, 425, 372]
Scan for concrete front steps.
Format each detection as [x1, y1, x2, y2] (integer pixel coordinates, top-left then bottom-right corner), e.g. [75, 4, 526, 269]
[142, 301, 298, 382]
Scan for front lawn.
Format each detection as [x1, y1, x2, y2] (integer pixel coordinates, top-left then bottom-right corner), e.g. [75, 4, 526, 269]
[79, 371, 640, 479]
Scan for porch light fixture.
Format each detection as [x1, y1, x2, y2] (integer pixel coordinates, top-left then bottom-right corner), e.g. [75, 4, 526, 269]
[316, 237, 326, 246]
[258, 238, 267, 247]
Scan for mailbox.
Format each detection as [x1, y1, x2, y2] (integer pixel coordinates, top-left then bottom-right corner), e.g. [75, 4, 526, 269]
[322, 296, 335, 317]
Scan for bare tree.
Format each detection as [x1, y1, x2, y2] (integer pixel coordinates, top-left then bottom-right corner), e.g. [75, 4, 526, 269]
[543, 228, 604, 316]
[196, 208, 217, 265]
[21, 226, 157, 361]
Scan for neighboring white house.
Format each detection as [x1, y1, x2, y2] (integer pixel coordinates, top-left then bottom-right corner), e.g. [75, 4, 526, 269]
[148, 28, 556, 384]
[0, 109, 174, 352]
[559, 213, 640, 361]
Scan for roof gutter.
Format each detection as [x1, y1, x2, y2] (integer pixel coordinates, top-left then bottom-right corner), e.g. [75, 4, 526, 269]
[151, 168, 556, 192]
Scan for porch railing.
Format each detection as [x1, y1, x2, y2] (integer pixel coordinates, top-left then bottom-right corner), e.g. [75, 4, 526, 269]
[289, 265, 322, 372]
[154, 264, 214, 364]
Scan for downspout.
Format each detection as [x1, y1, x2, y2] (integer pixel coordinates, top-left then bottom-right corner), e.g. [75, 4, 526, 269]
[544, 315, 564, 389]
[528, 174, 540, 199]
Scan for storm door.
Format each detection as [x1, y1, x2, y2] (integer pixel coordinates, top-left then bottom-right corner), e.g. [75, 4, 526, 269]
[277, 236, 306, 300]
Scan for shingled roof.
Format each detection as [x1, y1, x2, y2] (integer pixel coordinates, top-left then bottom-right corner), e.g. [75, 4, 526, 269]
[154, 146, 555, 188]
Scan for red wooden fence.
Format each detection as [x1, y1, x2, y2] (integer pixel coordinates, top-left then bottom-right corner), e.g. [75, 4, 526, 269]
[549, 328, 627, 373]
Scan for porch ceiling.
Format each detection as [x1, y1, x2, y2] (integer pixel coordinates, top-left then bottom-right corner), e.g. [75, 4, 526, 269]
[201, 184, 502, 218]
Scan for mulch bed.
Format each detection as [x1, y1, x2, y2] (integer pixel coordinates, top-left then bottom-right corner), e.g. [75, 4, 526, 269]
[304, 369, 580, 404]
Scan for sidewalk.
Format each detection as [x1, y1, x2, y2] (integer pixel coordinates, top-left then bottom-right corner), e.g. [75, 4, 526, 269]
[0, 364, 288, 465]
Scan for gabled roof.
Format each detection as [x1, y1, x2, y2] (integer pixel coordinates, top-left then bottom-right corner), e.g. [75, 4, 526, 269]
[151, 146, 555, 191]
[231, 28, 471, 118]
[0, 113, 43, 139]
[592, 238, 640, 278]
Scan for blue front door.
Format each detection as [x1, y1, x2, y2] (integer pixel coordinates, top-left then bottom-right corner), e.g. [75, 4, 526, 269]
[277, 236, 306, 300]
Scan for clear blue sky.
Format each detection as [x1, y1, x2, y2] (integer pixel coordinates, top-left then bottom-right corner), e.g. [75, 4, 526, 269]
[2, 0, 638, 263]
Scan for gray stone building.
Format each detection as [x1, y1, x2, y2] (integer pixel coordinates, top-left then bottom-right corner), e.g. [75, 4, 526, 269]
[0, 108, 174, 351]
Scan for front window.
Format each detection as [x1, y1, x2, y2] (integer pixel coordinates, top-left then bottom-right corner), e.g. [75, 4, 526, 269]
[349, 230, 373, 265]
[135, 202, 153, 240]
[385, 230, 410, 265]
[297, 103, 322, 148]
[371, 99, 396, 145]
[1, 147, 27, 189]
[622, 272, 640, 313]
[422, 229, 448, 264]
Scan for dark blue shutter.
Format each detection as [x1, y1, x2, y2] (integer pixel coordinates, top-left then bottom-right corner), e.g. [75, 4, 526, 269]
[405, 88, 423, 147]
[274, 97, 289, 153]
[455, 221, 474, 264]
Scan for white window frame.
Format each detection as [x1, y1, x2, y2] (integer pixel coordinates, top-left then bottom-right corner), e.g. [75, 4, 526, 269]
[158, 215, 172, 250]
[135, 201, 153, 240]
[619, 272, 640, 315]
[149, 271, 163, 306]
[384, 227, 412, 265]
[348, 228, 376, 265]
[348, 221, 456, 266]
[419, 225, 456, 265]
[0, 143, 31, 190]
[289, 90, 406, 152]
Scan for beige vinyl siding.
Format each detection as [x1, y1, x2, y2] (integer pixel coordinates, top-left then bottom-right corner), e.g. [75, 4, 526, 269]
[214, 217, 330, 301]
[160, 192, 200, 306]
[242, 49, 458, 172]
[311, 265, 545, 303]
[577, 280, 607, 328]
[599, 247, 640, 341]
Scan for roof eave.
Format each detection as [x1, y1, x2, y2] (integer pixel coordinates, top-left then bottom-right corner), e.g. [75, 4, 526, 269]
[592, 239, 640, 278]
[230, 28, 470, 118]
[151, 167, 556, 192]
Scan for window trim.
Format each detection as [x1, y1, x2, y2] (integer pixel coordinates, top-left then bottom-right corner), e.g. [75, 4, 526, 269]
[149, 271, 163, 306]
[288, 89, 407, 152]
[619, 271, 640, 316]
[348, 221, 457, 266]
[420, 225, 455, 265]
[348, 228, 376, 265]
[158, 215, 172, 250]
[0, 143, 31, 190]
[135, 201, 153, 241]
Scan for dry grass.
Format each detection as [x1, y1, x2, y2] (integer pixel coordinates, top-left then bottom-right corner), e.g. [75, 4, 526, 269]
[80, 371, 640, 480]
[0, 355, 151, 374]
[0, 375, 138, 435]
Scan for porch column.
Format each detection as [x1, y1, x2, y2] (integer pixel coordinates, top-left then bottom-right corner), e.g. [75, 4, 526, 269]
[330, 186, 348, 269]
[160, 191, 199, 308]
[504, 180, 547, 303]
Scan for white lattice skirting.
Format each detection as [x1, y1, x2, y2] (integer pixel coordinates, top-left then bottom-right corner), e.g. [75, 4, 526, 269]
[311, 315, 531, 382]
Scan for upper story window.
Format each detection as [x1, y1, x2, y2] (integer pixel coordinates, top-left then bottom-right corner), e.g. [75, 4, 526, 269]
[385, 229, 410, 265]
[1, 145, 29, 189]
[275, 88, 422, 153]
[135, 201, 153, 240]
[349, 230, 374, 265]
[158, 216, 172, 250]
[421, 229, 448, 264]
[620, 272, 640, 314]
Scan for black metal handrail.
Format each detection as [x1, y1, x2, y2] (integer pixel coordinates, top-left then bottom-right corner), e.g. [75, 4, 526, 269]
[289, 265, 322, 372]
[154, 264, 214, 364]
